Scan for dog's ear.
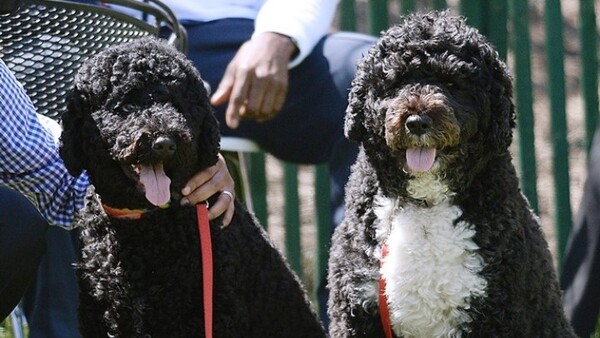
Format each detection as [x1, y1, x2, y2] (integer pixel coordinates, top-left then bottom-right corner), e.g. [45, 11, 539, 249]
[198, 108, 221, 169]
[59, 89, 88, 176]
[487, 57, 516, 153]
[344, 76, 368, 142]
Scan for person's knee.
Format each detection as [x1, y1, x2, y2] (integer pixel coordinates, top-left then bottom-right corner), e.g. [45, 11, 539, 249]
[0, 187, 48, 319]
[0, 187, 48, 270]
[0, 186, 48, 282]
[321, 32, 377, 97]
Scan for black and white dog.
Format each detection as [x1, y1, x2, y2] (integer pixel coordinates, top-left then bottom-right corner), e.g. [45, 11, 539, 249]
[327, 11, 576, 338]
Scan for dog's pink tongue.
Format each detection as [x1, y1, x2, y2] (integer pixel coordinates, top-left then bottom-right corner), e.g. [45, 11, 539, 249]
[138, 163, 171, 206]
[406, 147, 436, 172]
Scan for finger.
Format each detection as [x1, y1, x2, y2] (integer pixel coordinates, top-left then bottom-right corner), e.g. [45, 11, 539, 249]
[209, 196, 235, 228]
[257, 87, 275, 119]
[257, 83, 286, 122]
[226, 66, 252, 128]
[272, 81, 288, 114]
[181, 165, 217, 199]
[258, 84, 281, 121]
[221, 201, 235, 227]
[181, 155, 233, 205]
[212, 63, 242, 129]
[211, 83, 233, 107]
[246, 77, 268, 114]
[208, 191, 235, 227]
[182, 180, 220, 206]
[211, 65, 235, 106]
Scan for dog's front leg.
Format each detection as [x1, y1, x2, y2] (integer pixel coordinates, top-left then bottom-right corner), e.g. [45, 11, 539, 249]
[327, 223, 385, 337]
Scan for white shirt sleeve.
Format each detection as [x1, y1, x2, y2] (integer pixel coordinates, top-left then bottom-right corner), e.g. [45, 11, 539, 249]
[252, 0, 340, 68]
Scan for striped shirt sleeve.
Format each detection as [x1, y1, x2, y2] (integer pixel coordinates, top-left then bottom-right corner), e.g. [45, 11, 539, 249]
[0, 59, 89, 229]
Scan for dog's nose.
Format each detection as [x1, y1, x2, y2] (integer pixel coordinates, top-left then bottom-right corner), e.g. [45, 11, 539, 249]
[405, 114, 433, 135]
[152, 136, 177, 158]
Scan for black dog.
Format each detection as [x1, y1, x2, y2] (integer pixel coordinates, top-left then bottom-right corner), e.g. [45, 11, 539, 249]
[60, 37, 325, 338]
[327, 11, 576, 337]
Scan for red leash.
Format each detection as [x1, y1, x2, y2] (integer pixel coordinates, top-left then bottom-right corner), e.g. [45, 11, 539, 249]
[196, 203, 213, 338]
[379, 243, 394, 338]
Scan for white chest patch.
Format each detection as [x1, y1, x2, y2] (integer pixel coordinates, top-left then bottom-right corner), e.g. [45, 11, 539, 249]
[375, 196, 487, 338]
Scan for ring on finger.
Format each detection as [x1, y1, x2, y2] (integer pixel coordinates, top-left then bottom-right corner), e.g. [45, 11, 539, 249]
[221, 190, 234, 201]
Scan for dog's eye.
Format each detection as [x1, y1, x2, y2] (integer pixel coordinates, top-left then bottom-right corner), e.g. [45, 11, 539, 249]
[118, 104, 135, 115]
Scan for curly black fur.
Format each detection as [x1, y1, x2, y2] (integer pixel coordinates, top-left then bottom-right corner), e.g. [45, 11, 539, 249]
[60, 38, 325, 338]
[327, 11, 576, 337]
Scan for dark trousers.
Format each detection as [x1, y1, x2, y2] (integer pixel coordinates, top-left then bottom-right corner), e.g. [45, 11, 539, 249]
[22, 227, 81, 338]
[561, 127, 600, 337]
[0, 186, 47, 320]
[184, 19, 375, 326]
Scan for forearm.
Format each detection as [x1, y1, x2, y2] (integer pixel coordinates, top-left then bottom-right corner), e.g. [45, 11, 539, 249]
[0, 61, 56, 174]
[0, 61, 88, 228]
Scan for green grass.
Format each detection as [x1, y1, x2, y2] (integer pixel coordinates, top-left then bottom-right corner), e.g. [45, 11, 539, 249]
[0, 316, 28, 338]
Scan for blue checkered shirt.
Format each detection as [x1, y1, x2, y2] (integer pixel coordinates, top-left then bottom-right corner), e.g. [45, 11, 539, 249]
[0, 60, 89, 229]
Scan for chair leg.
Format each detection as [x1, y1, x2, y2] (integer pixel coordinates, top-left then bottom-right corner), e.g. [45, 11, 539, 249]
[236, 151, 255, 212]
[222, 151, 254, 212]
[10, 304, 26, 338]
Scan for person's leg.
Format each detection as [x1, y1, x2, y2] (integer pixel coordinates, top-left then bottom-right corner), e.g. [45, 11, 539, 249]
[0, 186, 48, 320]
[320, 31, 376, 226]
[561, 127, 600, 337]
[22, 227, 81, 338]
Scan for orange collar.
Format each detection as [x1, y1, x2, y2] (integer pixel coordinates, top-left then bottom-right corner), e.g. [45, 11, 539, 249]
[101, 203, 170, 220]
[101, 204, 148, 220]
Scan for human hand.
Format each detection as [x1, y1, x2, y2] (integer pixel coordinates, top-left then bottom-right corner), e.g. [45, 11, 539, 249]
[180, 154, 235, 227]
[210, 32, 298, 129]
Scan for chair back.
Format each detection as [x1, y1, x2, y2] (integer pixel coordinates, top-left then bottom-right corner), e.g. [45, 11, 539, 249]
[0, 0, 186, 120]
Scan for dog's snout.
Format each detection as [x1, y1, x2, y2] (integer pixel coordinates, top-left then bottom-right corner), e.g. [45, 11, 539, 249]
[406, 114, 433, 135]
[152, 136, 177, 158]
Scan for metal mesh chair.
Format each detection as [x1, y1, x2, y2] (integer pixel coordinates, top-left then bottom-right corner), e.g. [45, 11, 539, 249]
[0, 0, 186, 119]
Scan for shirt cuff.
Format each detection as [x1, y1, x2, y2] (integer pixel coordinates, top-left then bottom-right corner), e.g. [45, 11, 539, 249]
[252, 0, 338, 68]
